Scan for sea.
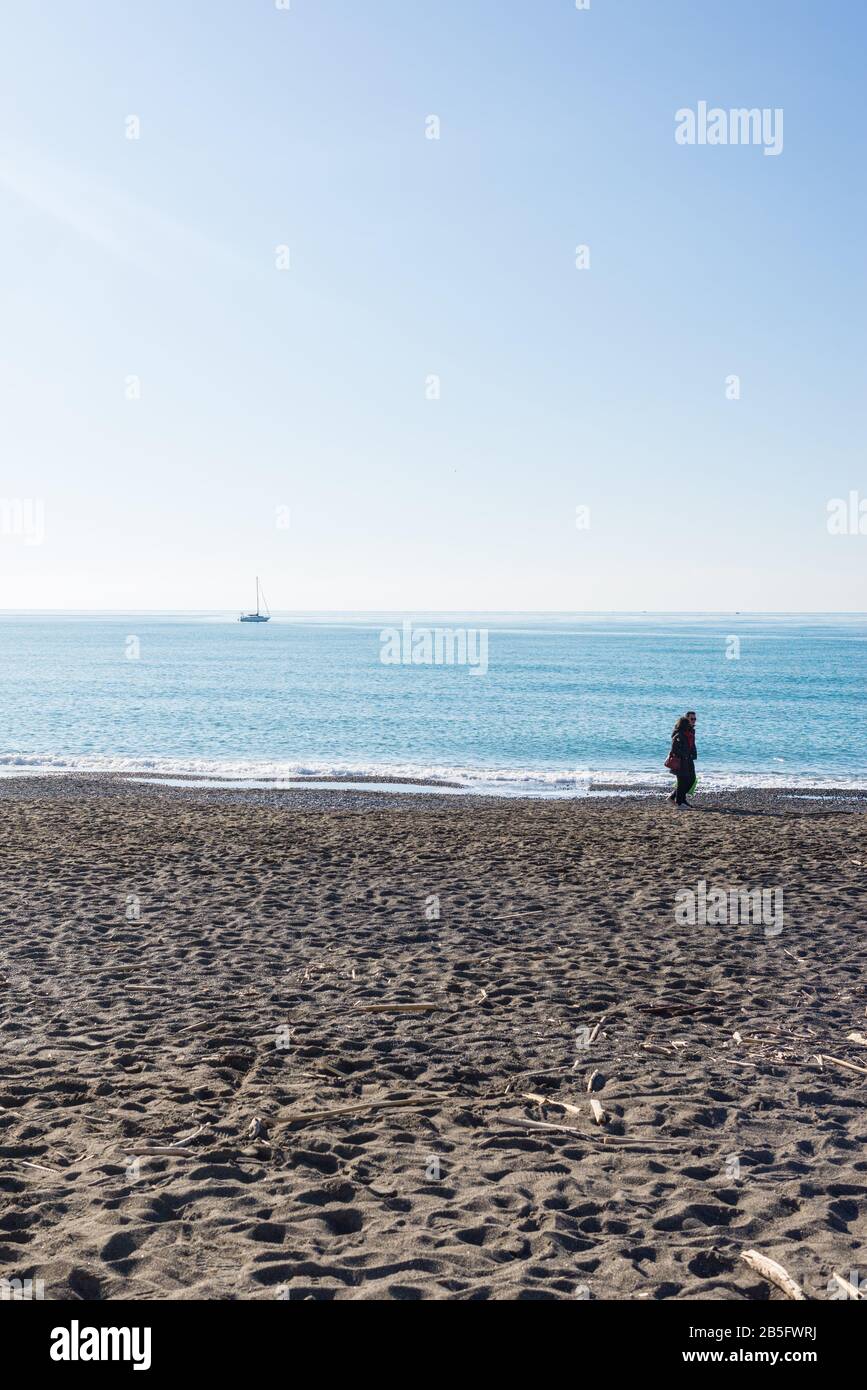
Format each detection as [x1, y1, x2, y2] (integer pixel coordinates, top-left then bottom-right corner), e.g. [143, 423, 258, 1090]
[0, 613, 864, 796]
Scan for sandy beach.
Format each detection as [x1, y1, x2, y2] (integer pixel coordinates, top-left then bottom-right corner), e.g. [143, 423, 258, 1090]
[1, 778, 865, 1301]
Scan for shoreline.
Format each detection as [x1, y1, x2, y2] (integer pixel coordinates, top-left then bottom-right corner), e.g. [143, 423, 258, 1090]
[1, 770, 866, 815]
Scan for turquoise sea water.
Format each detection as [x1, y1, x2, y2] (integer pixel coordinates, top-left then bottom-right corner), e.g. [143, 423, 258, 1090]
[0, 613, 864, 793]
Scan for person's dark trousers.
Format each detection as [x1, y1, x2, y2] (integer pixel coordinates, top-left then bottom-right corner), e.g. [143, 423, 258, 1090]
[674, 769, 692, 804]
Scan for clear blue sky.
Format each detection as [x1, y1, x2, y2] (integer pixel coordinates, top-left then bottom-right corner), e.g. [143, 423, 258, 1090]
[1, 0, 864, 611]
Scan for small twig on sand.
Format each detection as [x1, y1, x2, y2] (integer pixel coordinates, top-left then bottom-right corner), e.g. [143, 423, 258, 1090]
[741, 1250, 806, 1300]
[782, 948, 807, 964]
[589, 1098, 609, 1126]
[128, 1123, 210, 1157]
[523, 1062, 573, 1078]
[128, 1147, 199, 1158]
[502, 1120, 684, 1148]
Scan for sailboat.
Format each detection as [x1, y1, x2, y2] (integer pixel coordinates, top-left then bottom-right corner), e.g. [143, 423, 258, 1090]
[239, 577, 271, 623]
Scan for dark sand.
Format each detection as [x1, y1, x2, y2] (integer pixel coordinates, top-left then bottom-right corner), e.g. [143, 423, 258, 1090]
[0, 777, 865, 1300]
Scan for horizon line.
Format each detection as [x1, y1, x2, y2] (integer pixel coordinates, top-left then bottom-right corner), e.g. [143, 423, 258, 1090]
[1, 608, 866, 618]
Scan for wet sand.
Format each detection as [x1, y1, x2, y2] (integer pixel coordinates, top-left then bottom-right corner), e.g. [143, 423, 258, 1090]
[0, 777, 865, 1300]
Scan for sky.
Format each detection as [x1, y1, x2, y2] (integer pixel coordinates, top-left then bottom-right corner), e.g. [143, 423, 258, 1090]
[0, 0, 865, 612]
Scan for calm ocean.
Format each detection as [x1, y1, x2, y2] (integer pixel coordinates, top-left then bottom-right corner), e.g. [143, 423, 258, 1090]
[0, 613, 864, 794]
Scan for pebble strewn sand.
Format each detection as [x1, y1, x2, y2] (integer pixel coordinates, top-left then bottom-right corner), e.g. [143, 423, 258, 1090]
[0, 777, 865, 1300]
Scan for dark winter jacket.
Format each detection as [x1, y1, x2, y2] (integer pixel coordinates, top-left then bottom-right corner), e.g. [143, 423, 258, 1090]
[670, 730, 696, 780]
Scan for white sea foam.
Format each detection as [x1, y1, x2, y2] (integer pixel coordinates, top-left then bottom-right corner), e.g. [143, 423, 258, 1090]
[0, 752, 865, 796]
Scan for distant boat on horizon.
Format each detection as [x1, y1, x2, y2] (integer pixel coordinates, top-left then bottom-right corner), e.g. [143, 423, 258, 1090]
[239, 577, 270, 623]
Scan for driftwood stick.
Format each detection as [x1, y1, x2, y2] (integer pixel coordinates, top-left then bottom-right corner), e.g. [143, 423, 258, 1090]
[522, 1092, 582, 1116]
[589, 1098, 609, 1126]
[511, 1117, 580, 1135]
[817, 1054, 867, 1078]
[175, 1124, 206, 1146]
[741, 1250, 806, 1300]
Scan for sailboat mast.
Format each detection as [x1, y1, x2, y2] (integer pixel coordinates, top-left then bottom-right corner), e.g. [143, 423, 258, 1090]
[255, 575, 259, 616]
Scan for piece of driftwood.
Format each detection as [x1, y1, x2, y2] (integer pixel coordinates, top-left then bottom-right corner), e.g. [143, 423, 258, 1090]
[740, 1250, 806, 1300]
[587, 1017, 606, 1044]
[176, 1124, 206, 1145]
[641, 1041, 674, 1056]
[847, 1032, 867, 1047]
[133, 1124, 208, 1154]
[589, 1098, 608, 1126]
[817, 1054, 867, 1078]
[514, 1117, 581, 1135]
[586, 1069, 602, 1093]
[522, 1092, 582, 1116]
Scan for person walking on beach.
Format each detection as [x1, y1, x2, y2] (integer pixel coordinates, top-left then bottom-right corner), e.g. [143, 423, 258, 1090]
[667, 712, 697, 807]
